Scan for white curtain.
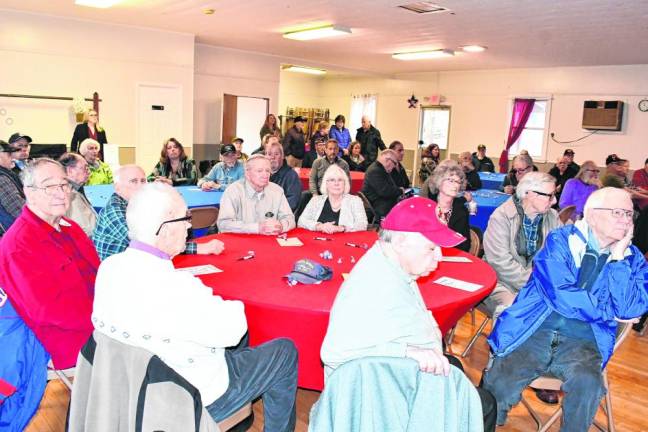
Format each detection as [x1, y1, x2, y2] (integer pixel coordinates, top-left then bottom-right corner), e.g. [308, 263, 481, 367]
[349, 94, 377, 134]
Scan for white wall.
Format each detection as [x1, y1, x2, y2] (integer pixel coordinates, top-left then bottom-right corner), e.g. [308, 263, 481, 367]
[311, 65, 648, 168]
[194, 44, 281, 150]
[0, 9, 195, 164]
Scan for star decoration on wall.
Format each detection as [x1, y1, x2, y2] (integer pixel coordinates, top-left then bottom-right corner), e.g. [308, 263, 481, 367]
[407, 94, 419, 108]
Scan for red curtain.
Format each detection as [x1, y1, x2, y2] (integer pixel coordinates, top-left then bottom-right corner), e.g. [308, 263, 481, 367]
[499, 98, 536, 173]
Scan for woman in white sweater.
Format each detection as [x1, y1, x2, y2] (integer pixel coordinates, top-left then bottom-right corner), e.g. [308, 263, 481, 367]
[298, 164, 368, 233]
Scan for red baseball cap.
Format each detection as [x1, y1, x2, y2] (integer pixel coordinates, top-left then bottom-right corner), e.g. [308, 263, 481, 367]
[381, 197, 466, 247]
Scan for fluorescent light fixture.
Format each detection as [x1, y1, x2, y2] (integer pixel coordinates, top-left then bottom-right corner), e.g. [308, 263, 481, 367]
[75, 0, 122, 8]
[282, 65, 327, 75]
[283, 25, 351, 41]
[392, 49, 454, 60]
[461, 45, 487, 53]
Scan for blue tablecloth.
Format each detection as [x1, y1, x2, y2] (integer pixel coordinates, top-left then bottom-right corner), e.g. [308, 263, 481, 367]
[478, 172, 506, 190]
[85, 184, 223, 212]
[469, 189, 510, 232]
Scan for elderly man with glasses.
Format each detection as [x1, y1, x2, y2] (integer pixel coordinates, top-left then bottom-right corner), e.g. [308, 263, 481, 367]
[360, 149, 406, 222]
[483, 187, 648, 431]
[0, 158, 99, 369]
[502, 153, 535, 195]
[93, 183, 298, 429]
[92, 165, 223, 260]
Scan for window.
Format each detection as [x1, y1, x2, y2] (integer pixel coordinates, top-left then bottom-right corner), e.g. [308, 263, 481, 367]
[349, 94, 377, 132]
[508, 99, 549, 159]
[419, 106, 451, 150]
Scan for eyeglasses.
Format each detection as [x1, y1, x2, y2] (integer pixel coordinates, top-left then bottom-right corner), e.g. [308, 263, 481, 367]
[592, 208, 634, 220]
[531, 190, 556, 200]
[128, 178, 148, 185]
[443, 178, 463, 185]
[29, 182, 72, 196]
[326, 178, 345, 183]
[155, 211, 192, 235]
[514, 166, 531, 174]
[585, 169, 600, 173]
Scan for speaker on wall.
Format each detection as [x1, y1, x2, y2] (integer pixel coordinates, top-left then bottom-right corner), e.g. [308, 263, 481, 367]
[582, 100, 624, 131]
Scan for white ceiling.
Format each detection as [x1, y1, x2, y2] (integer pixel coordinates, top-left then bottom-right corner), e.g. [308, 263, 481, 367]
[3, 0, 648, 75]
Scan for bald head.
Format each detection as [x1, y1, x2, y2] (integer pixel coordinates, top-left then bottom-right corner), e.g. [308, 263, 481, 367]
[114, 165, 147, 201]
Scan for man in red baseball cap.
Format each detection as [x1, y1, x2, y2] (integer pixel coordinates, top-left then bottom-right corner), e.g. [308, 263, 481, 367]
[321, 196, 496, 431]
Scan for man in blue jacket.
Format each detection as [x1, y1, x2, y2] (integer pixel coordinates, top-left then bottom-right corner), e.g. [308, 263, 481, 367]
[483, 187, 648, 432]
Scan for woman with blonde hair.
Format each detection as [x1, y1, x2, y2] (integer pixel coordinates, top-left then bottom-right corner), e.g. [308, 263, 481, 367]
[420, 159, 471, 252]
[79, 138, 113, 185]
[71, 109, 107, 156]
[149, 138, 198, 186]
[558, 160, 600, 219]
[298, 164, 367, 233]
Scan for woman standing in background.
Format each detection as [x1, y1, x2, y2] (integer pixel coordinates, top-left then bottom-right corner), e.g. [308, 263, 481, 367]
[259, 114, 282, 141]
[71, 109, 107, 156]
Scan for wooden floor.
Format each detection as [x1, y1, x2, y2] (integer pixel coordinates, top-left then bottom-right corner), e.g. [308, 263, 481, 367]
[27, 311, 648, 431]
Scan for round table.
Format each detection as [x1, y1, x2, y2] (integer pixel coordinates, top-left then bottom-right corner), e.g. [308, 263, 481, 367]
[297, 168, 364, 193]
[173, 228, 496, 390]
[86, 184, 223, 212]
[470, 189, 511, 232]
[478, 172, 506, 190]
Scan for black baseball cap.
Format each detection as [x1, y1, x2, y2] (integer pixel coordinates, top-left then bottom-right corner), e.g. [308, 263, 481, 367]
[564, 149, 575, 156]
[0, 140, 18, 153]
[294, 116, 307, 123]
[605, 154, 627, 165]
[477, 144, 486, 150]
[8, 133, 32, 145]
[220, 143, 237, 155]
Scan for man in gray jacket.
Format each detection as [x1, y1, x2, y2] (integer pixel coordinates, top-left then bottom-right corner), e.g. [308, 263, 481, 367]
[483, 171, 562, 319]
[309, 139, 350, 196]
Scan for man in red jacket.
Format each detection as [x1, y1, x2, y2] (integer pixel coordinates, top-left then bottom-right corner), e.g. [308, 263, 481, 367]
[0, 158, 99, 369]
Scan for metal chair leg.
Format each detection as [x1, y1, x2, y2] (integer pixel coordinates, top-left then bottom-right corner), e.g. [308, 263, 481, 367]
[461, 316, 491, 358]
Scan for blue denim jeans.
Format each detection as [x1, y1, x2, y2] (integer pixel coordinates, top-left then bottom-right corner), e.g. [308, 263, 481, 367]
[206, 337, 298, 432]
[483, 328, 604, 432]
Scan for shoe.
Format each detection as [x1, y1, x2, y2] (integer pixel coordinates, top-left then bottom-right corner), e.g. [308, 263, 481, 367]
[534, 389, 559, 405]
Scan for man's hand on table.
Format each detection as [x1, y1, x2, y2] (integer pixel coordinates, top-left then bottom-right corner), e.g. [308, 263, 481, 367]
[503, 185, 514, 195]
[154, 176, 173, 185]
[201, 181, 221, 191]
[196, 239, 225, 255]
[259, 219, 282, 235]
[405, 346, 450, 376]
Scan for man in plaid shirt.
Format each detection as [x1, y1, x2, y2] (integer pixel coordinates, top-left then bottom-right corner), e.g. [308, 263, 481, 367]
[92, 165, 224, 260]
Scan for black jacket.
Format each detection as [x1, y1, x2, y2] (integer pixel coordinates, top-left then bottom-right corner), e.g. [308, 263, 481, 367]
[423, 190, 471, 252]
[71, 122, 107, 155]
[302, 150, 322, 169]
[464, 168, 482, 191]
[282, 126, 306, 159]
[343, 155, 366, 172]
[361, 161, 402, 222]
[270, 160, 302, 212]
[355, 126, 385, 166]
[390, 163, 411, 189]
[471, 153, 495, 173]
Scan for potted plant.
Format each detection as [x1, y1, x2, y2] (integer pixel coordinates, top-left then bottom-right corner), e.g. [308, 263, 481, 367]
[72, 97, 87, 123]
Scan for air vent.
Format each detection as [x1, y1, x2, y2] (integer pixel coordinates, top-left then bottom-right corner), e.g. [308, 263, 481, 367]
[398, 2, 450, 14]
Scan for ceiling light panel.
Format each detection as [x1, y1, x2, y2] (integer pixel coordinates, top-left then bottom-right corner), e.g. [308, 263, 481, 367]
[398, 2, 450, 14]
[462, 45, 487, 53]
[75, 0, 122, 8]
[392, 49, 455, 60]
[282, 65, 327, 75]
[283, 25, 351, 41]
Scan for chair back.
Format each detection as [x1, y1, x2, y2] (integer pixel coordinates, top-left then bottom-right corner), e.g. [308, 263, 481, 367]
[558, 205, 577, 224]
[191, 207, 219, 230]
[356, 191, 376, 226]
[468, 226, 482, 257]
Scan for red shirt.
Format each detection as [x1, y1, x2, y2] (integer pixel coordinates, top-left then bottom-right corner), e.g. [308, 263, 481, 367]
[0, 207, 99, 368]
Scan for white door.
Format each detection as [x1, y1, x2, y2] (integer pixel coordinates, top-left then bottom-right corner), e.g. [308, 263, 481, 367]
[136, 84, 183, 170]
[235, 97, 268, 154]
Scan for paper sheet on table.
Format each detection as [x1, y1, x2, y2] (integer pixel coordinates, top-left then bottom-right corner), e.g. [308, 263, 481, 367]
[179, 264, 223, 276]
[342, 273, 350, 280]
[433, 276, 483, 292]
[276, 237, 303, 247]
[442, 256, 472, 263]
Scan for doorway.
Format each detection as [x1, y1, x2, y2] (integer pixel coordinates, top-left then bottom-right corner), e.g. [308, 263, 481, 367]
[222, 94, 269, 154]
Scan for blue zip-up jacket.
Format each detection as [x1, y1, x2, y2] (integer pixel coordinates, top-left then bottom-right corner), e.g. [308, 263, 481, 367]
[488, 220, 648, 369]
[329, 126, 352, 152]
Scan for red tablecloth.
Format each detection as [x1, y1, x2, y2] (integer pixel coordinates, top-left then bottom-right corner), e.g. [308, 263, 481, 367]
[297, 168, 364, 193]
[173, 228, 496, 390]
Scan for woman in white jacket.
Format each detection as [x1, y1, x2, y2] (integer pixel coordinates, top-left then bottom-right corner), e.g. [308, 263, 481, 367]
[298, 164, 368, 233]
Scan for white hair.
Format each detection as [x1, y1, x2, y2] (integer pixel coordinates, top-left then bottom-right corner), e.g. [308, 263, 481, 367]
[583, 187, 631, 219]
[320, 164, 350, 195]
[126, 182, 181, 244]
[516, 171, 555, 200]
[20, 158, 64, 187]
[245, 154, 270, 170]
[114, 164, 144, 184]
[78, 138, 100, 156]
